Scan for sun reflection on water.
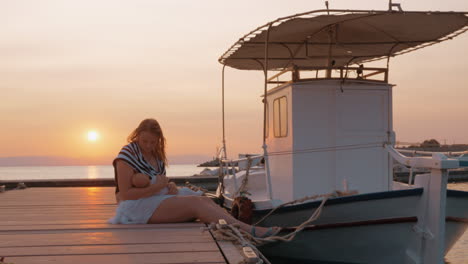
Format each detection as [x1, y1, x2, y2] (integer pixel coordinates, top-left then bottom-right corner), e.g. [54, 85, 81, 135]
[87, 166, 99, 179]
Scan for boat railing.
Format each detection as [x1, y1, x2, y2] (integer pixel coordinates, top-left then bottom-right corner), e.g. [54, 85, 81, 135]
[267, 66, 388, 85]
[395, 148, 468, 157]
[386, 144, 463, 263]
[219, 155, 264, 197]
[390, 146, 468, 186]
[386, 145, 461, 170]
[221, 155, 264, 170]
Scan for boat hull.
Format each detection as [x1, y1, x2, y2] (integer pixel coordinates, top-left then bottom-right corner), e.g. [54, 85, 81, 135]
[259, 220, 467, 264]
[237, 189, 468, 263]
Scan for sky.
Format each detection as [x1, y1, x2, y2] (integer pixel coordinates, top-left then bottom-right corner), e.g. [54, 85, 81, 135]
[1, 0, 467, 165]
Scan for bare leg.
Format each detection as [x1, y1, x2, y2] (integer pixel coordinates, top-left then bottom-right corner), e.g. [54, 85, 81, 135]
[148, 196, 274, 236]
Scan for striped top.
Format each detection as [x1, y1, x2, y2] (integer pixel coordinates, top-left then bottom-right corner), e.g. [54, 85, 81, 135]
[113, 142, 166, 194]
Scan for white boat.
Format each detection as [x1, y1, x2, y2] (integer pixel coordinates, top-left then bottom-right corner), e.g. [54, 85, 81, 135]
[215, 6, 468, 264]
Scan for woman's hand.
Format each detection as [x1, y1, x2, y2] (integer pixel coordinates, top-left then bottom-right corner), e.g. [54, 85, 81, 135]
[167, 182, 179, 195]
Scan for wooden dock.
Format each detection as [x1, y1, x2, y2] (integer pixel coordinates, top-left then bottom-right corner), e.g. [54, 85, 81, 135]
[0, 187, 243, 264]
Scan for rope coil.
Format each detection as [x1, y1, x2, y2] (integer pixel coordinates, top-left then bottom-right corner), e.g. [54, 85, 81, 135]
[255, 192, 335, 226]
[206, 192, 335, 264]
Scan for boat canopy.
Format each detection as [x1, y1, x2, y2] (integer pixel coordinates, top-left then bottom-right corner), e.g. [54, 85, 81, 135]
[219, 10, 468, 71]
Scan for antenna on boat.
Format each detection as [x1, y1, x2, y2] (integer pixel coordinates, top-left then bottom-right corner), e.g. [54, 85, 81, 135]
[325, 1, 329, 15]
[388, 0, 403, 12]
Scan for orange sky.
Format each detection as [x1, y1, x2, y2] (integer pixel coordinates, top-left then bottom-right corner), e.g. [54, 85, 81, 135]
[1, 0, 467, 165]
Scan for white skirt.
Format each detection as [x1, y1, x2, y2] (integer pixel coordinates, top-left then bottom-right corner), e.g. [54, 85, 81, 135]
[108, 187, 203, 224]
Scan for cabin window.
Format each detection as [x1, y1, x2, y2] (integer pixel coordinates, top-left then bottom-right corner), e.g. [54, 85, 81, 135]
[273, 96, 288, 137]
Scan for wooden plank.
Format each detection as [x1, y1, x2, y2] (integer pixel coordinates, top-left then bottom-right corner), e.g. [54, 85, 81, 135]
[0, 229, 214, 247]
[0, 242, 219, 256]
[0, 206, 115, 210]
[0, 210, 115, 216]
[0, 207, 114, 213]
[0, 225, 208, 235]
[0, 187, 115, 194]
[0, 201, 117, 206]
[0, 205, 115, 209]
[0, 224, 133, 232]
[0, 209, 115, 215]
[0, 224, 207, 235]
[0, 187, 117, 205]
[216, 240, 245, 264]
[0, 223, 206, 232]
[0, 206, 115, 211]
[0, 220, 203, 227]
[0, 209, 116, 214]
[7, 252, 225, 264]
[0, 219, 107, 225]
[0, 214, 115, 222]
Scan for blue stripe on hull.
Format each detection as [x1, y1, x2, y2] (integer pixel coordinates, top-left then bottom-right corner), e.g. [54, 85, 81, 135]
[448, 189, 468, 197]
[254, 188, 468, 214]
[255, 188, 424, 214]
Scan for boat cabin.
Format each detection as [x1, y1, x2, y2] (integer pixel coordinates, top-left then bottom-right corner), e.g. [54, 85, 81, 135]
[265, 70, 393, 201]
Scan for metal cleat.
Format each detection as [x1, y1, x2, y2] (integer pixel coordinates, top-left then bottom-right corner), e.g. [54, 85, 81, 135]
[242, 246, 259, 263]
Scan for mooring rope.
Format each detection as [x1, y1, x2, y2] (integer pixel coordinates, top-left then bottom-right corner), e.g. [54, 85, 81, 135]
[254, 192, 335, 226]
[205, 183, 365, 263]
[207, 192, 333, 245]
[205, 194, 331, 263]
[233, 156, 253, 198]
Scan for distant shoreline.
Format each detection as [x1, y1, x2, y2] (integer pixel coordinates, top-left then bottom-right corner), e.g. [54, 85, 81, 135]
[198, 158, 220, 167]
[397, 144, 468, 153]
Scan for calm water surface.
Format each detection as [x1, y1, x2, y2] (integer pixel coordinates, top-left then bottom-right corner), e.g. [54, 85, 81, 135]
[0, 164, 203, 181]
[446, 182, 468, 264]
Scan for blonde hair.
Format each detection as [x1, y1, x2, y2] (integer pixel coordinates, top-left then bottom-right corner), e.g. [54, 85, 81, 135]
[127, 118, 168, 166]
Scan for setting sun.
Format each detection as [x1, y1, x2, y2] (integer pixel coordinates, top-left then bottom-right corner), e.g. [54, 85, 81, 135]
[87, 131, 99, 142]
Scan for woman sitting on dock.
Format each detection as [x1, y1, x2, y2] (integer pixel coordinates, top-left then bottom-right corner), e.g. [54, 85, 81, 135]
[108, 118, 278, 237]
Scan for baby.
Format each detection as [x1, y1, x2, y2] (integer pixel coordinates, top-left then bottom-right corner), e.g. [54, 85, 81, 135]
[132, 173, 152, 188]
[132, 173, 203, 196]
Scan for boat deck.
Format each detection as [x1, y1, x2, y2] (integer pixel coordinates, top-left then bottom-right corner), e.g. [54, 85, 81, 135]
[0, 187, 242, 264]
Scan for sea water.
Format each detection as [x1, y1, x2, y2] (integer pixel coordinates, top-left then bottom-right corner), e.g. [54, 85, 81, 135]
[0, 164, 203, 181]
[446, 182, 468, 263]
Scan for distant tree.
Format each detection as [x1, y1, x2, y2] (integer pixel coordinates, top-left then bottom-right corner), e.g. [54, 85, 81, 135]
[420, 139, 440, 148]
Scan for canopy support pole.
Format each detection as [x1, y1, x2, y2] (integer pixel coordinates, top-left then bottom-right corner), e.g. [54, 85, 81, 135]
[221, 64, 227, 159]
[326, 25, 336, 78]
[263, 23, 274, 200]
